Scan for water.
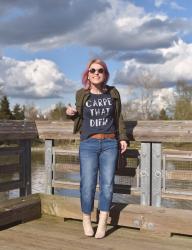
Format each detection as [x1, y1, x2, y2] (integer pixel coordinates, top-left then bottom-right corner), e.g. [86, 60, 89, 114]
[6, 151, 46, 199]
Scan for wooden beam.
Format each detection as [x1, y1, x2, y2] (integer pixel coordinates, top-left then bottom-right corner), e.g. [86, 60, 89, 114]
[0, 147, 23, 156]
[52, 180, 100, 191]
[164, 157, 192, 161]
[52, 180, 140, 195]
[0, 164, 19, 174]
[45, 139, 54, 194]
[0, 180, 22, 192]
[54, 163, 79, 172]
[151, 143, 162, 207]
[109, 203, 192, 236]
[36, 121, 79, 140]
[40, 194, 192, 237]
[36, 120, 192, 142]
[0, 194, 41, 228]
[162, 192, 192, 201]
[0, 120, 38, 140]
[127, 120, 192, 142]
[40, 193, 97, 221]
[1, 120, 192, 142]
[19, 141, 26, 197]
[163, 149, 192, 156]
[140, 143, 151, 206]
[166, 170, 192, 181]
[53, 149, 78, 156]
[19, 140, 32, 196]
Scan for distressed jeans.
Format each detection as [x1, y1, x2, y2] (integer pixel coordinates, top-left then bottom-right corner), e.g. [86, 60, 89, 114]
[79, 138, 118, 214]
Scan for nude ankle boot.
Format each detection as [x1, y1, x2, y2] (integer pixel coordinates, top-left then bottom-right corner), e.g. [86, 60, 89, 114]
[95, 211, 109, 239]
[82, 213, 94, 237]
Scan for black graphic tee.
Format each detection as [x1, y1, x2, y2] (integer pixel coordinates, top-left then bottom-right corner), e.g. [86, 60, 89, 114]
[80, 93, 116, 140]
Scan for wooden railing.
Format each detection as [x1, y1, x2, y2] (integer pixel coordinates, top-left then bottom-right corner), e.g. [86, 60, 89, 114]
[1, 120, 192, 206]
[36, 120, 192, 207]
[0, 121, 38, 196]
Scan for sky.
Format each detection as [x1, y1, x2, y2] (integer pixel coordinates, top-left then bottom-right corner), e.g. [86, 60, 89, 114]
[0, 0, 192, 114]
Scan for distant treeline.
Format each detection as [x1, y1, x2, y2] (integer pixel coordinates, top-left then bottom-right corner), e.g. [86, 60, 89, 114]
[1, 79, 192, 121]
[122, 80, 192, 120]
[0, 95, 68, 121]
[0, 96, 24, 120]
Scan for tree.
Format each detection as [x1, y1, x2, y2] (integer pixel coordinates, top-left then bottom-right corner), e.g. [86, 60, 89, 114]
[12, 104, 25, 120]
[48, 102, 67, 120]
[122, 101, 142, 120]
[158, 108, 169, 120]
[23, 104, 39, 120]
[0, 80, 3, 97]
[128, 73, 161, 120]
[174, 99, 192, 120]
[0, 96, 13, 119]
[173, 80, 192, 120]
[176, 80, 192, 101]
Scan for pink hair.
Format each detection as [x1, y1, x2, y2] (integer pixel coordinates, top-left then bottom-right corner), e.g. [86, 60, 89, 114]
[82, 58, 110, 89]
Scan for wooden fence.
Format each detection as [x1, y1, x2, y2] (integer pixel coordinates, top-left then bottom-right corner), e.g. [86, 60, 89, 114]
[36, 120, 192, 207]
[0, 121, 37, 196]
[1, 120, 192, 208]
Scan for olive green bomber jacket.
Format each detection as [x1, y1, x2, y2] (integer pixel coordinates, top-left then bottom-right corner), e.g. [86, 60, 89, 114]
[68, 85, 128, 141]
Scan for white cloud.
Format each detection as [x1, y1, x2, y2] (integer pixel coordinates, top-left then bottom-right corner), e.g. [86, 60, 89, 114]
[79, 0, 177, 51]
[114, 39, 192, 87]
[154, 0, 168, 7]
[152, 87, 175, 111]
[0, 57, 75, 98]
[0, 0, 191, 109]
[153, 39, 192, 82]
[155, 0, 186, 11]
[170, 2, 185, 11]
[114, 83, 133, 104]
[120, 84, 175, 115]
[1, 0, 189, 53]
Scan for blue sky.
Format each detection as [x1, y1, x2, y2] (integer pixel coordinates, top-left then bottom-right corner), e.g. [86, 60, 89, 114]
[0, 0, 192, 113]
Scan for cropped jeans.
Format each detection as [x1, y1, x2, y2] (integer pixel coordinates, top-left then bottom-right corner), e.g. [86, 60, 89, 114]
[79, 138, 118, 214]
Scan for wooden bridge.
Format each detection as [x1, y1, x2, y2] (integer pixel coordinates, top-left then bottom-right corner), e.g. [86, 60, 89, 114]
[0, 120, 192, 249]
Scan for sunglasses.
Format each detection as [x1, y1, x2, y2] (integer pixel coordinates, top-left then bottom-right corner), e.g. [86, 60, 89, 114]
[88, 68, 104, 74]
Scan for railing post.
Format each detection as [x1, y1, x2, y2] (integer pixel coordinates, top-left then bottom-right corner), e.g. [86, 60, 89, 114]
[140, 142, 162, 207]
[140, 142, 151, 206]
[45, 139, 54, 194]
[19, 139, 31, 196]
[162, 154, 166, 193]
[151, 143, 162, 207]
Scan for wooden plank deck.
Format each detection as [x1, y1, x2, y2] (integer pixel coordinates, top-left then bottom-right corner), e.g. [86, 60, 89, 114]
[0, 216, 192, 250]
[0, 214, 192, 250]
[1, 194, 192, 249]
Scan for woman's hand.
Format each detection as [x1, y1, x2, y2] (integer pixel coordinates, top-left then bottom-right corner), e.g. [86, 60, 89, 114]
[119, 140, 127, 154]
[66, 105, 77, 116]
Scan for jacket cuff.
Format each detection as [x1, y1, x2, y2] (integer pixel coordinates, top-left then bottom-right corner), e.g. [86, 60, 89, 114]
[119, 134, 129, 142]
[66, 112, 79, 121]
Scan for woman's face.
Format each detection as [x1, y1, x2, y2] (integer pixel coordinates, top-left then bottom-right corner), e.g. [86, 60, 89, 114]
[88, 63, 105, 86]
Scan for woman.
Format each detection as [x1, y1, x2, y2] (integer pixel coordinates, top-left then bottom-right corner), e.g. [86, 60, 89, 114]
[66, 58, 128, 238]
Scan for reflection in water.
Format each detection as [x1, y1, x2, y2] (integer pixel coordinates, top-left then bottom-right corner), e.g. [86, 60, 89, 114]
[2, 151, 46, 200]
